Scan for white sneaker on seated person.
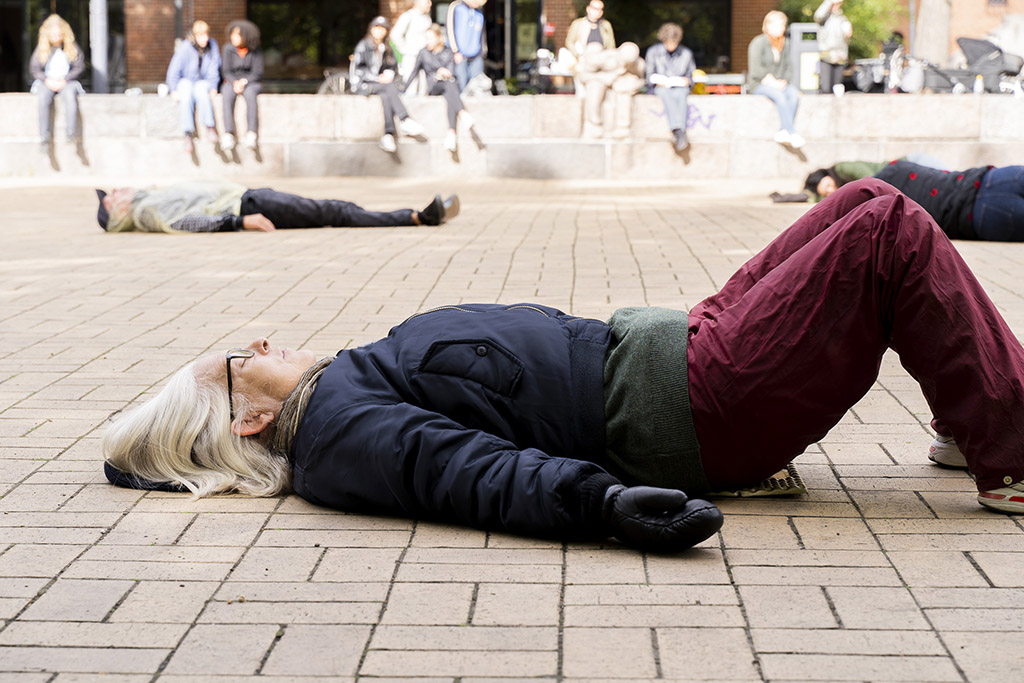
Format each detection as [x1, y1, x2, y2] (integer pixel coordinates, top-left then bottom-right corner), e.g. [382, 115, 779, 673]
[399, 117, 425, 137]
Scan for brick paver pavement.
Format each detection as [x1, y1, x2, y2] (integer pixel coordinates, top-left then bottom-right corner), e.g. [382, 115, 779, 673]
[2, 176, 1024, 681]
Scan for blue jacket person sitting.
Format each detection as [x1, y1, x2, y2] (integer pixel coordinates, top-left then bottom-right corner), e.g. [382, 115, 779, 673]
[103, 179, 1024, 551]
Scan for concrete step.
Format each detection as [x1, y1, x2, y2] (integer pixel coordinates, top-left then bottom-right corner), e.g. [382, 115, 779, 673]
[2, 92, 1022, 179]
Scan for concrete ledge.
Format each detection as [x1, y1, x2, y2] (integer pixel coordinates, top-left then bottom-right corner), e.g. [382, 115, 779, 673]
[2, 92, 1022, 179]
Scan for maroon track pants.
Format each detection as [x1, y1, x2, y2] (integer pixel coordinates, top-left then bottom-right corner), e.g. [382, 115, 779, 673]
[687, 178, 1024, 493]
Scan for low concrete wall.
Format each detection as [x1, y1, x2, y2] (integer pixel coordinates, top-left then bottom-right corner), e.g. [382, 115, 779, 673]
[2, 92, 1022, 179]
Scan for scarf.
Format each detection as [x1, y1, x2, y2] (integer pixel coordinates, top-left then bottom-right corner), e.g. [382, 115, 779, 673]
[271, 356, 335, 458]
[768, 34, 786, 55]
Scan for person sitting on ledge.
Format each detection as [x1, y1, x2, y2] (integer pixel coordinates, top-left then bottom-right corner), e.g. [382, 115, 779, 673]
[402, 23, 477, 154]
[94, 181, 459, 233]
[807, 161, 1024, 242]
[103, 179, 1024, 553]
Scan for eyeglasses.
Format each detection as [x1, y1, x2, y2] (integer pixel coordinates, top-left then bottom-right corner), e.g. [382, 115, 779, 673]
[225, 348, 255, 421]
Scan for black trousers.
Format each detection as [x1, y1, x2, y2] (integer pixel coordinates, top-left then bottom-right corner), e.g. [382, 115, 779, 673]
[363, 82, 408, 135]
[241, 189, 416, 228]
[221, 82, 261, 134]
[819, 61, 844, 93]
[429, 79, 465, 129]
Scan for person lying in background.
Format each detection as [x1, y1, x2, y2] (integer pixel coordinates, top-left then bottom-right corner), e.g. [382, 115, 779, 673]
[805, 160, 1023, 242]
[94, 181, 459, 233]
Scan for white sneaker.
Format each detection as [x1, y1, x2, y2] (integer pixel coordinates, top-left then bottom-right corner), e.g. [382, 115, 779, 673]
[444, 130, 457, 152]
[220, 133, 236, 150]
[242, 131, 258, 149]
[399, 117, 425, 137]
[378, 133, 397, 153]
[928, 434, 968, 469]
[773, 129, 791, 145]
[788, 132, 806, 149]
[979, 480, 1024, 513]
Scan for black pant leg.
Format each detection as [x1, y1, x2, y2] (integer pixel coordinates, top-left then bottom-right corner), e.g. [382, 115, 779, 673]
[243, 83, 261, 133]
[431, 81, 464, 129]
[241, 188, 416, 228]
[364, 83, 408, 134]
[221, 84, 238, 134]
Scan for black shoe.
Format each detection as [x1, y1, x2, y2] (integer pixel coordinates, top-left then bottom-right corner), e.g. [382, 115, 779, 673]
[441, 194, 459, 223]
[674, 129, 689, 152]
[419, 194, 460, 226]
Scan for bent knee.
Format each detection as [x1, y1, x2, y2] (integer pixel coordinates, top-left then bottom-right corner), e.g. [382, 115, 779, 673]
[837, 177, 900, 201]
[850, 192, 946, 244]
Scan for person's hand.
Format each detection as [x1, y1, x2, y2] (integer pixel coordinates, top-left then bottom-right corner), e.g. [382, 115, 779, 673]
[45, 77, 65, 92]
[437, 67, 453, 80]
[380, 70, 395, 84]
[680, 76, 691, 87]
[602, 485, 723, 553]
[171, 89, 181, 102]
[453, 52, 464, 64]
[209, 88, 218, 98]
[241, 213, 276, 232]
[233, 79, 247, 95]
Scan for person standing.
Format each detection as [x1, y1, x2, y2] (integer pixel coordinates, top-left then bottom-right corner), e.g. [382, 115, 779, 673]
[392, 0, 434, 95]
[566, 0, 615, 60]
[166, 20, 221, 154]
[814, 0, 852, 95]
[445, 0, 487, 93]
[220, 20, 263, 151]
[29, 14, 84, 153]
[747, 11, 804, 149]
[645, 23, 694, 153]
[566, 0, 615, 97]
[350, 16, 426, 153]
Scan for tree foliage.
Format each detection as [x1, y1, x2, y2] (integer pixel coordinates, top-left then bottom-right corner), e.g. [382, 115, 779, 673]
[780, 0, 906, 60]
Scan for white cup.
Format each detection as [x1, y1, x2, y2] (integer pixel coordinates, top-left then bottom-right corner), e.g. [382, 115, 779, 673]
[833, 83, 845, 97]
[157, 83, 169, 97]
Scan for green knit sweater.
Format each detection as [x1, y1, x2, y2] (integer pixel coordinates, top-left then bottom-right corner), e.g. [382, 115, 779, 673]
[602, 307, 708, 493]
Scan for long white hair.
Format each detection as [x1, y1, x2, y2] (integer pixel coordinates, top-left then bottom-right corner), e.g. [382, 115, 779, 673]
[102, 363, 291, 498]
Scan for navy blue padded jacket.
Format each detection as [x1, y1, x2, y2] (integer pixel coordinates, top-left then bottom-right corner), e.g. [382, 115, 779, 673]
[290, 303, 622, 540]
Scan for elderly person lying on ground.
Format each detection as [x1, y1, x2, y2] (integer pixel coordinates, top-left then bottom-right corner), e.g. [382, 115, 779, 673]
[103, 179, 1024, 552]
[95, 181, 459, 233]
[806, 161, 1024, 242]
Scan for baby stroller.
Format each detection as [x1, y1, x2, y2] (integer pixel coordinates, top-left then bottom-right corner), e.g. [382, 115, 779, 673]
[920, 37, 1024, 93]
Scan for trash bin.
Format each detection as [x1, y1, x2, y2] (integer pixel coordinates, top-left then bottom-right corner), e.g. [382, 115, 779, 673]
[789, 22, 820, 93]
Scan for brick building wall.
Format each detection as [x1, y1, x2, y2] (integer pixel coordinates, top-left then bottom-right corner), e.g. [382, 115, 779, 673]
[544, 0, 578, 53]
[950, 0, 1024, 55]
[379, 0, 405, 23]
[730, 0, 774, 73]
[126, 0, 245, 85]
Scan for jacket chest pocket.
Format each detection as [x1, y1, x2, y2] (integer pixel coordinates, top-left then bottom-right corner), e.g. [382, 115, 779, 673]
[418, 340, 524, 396]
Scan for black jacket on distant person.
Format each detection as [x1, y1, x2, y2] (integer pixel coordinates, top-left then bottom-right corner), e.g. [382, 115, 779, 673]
[221, 44, 263, 85]
[350, 37, 398, 95]
[29, 43, 85, 83]
[402, 46, 457, 92]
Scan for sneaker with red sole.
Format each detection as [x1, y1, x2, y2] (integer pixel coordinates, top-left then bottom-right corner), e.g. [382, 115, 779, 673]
[928, 434, 968, 469]
[979, 481, 1024, 514]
